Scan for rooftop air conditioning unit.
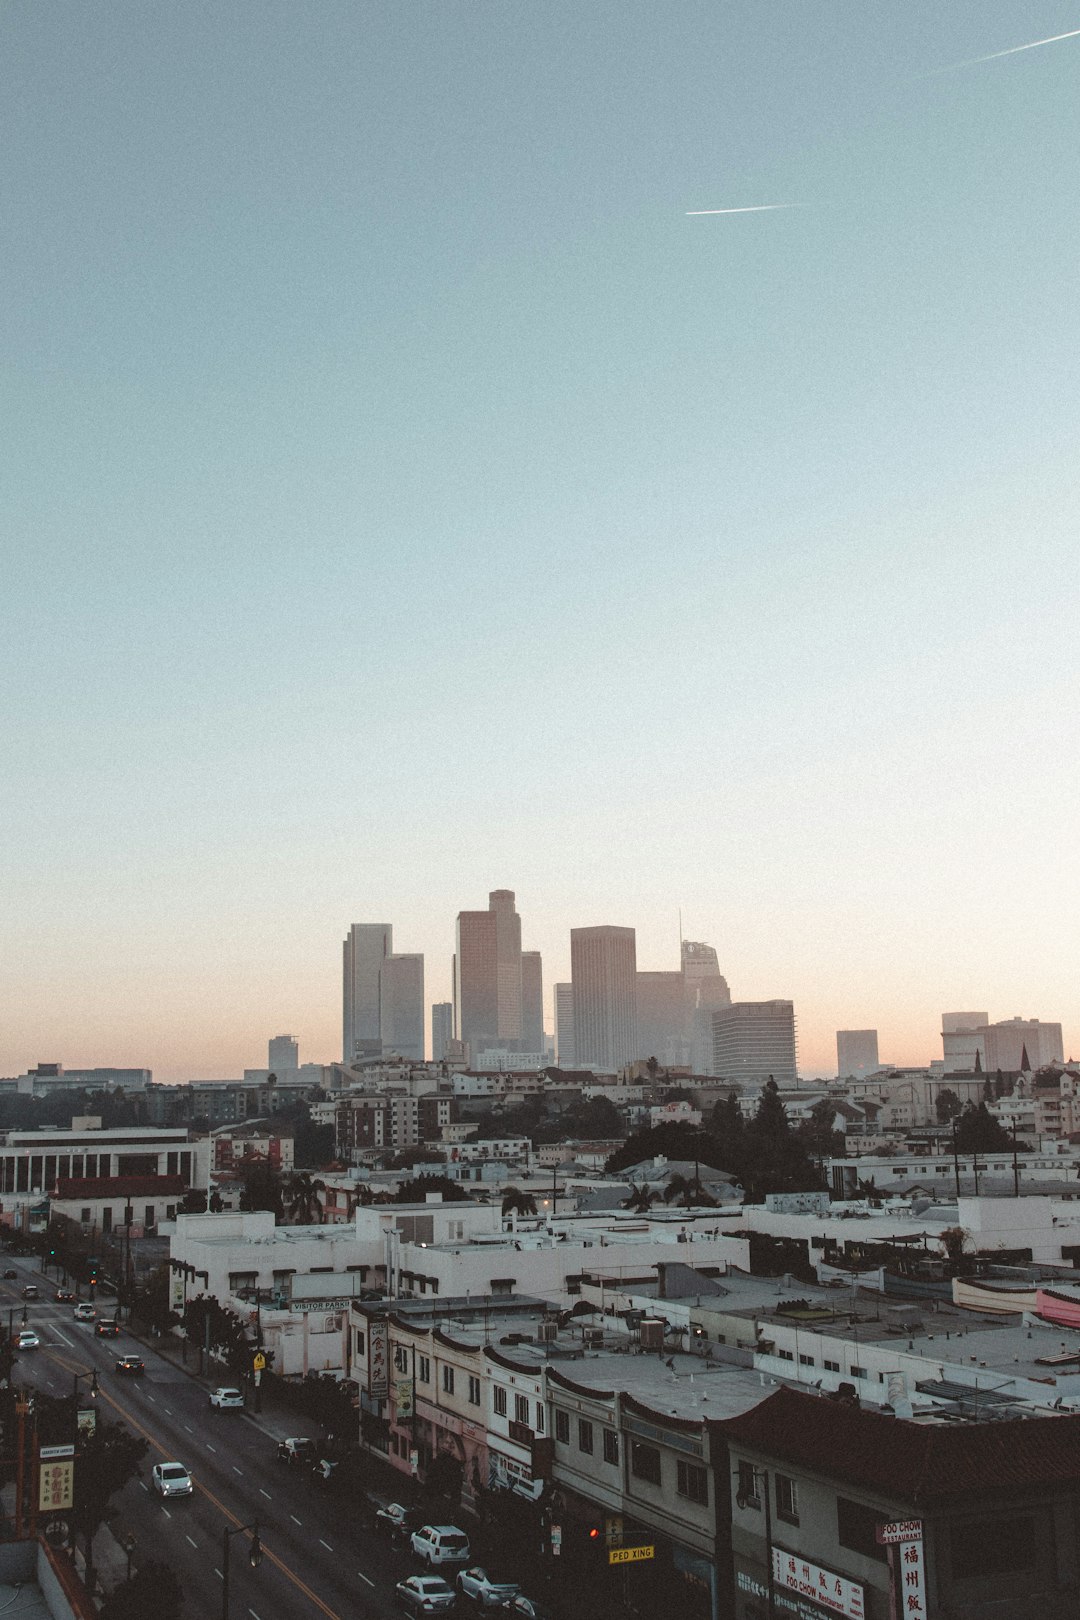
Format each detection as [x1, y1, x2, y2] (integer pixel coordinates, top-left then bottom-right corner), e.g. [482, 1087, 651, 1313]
[538, 1321, 558, 1344]
[584, 1328, 604, 1348]
[639, 1319, 664, 1351]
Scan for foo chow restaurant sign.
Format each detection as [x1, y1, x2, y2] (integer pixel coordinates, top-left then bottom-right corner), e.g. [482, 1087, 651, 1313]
[771, 1550, 865, 1620]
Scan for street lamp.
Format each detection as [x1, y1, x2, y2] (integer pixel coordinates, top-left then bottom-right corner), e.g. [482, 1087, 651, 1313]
[121, 1530, 137, 1583]
[72, 1368, 99, 1439]
[221, 1520, 261, 1620]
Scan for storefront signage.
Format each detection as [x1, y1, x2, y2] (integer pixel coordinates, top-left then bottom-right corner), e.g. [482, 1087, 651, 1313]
[368, 1318, 388, 1399]
[395, 1377, 415, 1420]
[39, 1460, 74, 1512]
[772, 1551, 864, 1620]
[877, 1520, 922, 1545]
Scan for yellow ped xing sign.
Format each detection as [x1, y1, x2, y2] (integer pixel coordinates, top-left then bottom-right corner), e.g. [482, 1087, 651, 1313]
[253, 1352, 266, 1371]
[609, 1544, 655, 1565]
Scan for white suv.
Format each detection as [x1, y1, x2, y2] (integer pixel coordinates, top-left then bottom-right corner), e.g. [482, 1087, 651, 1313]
[411, 1525, 471, 1567]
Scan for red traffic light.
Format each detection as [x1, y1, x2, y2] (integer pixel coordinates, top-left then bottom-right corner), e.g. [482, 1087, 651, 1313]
[588, 1527, 600, 1540]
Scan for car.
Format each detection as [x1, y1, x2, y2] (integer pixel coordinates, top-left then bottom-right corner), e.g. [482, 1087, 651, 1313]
[395, 1576, 457, 1615]
[21, 1285, 39, 1300]
[459, 1568, 521, 1607]
[152, 1462, 193, 1498]
[209, 1387, 244, 1409]
[73, 1303, 96, 1322]
[16, 1330, 39, 1351]
[277, 1437, 318, 1466]
[116, 1355, 144, 1376]
[95, 1320, 121, 1338]
[377, 1502, 428, 1540]
[500, 1597, 555, 1620]
[456, 1569, 520, 1608]
[2, 1269, 16, 1281]
[54, 1290, 75, 1303]
[411, 1526, 471, 1567]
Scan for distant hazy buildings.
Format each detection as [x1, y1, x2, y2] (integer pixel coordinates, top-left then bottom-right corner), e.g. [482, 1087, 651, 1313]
[836, 1029, 879, 1079]
[554, 983, 575, 1068]
[431, 1002, 454, 1064]
[268, 1034, 299, 1072]
[379, 953, 425, 1062]
[342, 923, 424, 1063]
[713, 1000, 797, 1086]
[521, 951, 544, 1057]
[454, 889, 532, 1058]
[635, 970, 688, 1069]
[941, 1012, 1064, 1073]
[571, 926, 637, 1071]
[682, 940, 731, 1074]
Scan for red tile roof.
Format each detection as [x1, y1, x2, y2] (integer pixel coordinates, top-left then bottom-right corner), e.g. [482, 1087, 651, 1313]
[718, 1387, 1080, 1504]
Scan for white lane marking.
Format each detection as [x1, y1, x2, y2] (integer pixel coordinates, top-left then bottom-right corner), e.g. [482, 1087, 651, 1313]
[319, 1538, 333, 1551]
[147, 1395, 156, 1403]
[183, 1424, 193, 1433]
[290, 1514, 302, 1526]
[52, 1328, 74, 1347]
[259, 1489, 271, 1500]
[358, 1572, 375, 1587]
[214, 1569, 223, 1580]
[140, 1482, 150, 1493]
[206, 1444, 216, 1453]
[162, 1507, 171, 1519]
[185, 1534, 198, 1549]
[233, 1466, 243, 1476]
[249, 1610, 262, 1620]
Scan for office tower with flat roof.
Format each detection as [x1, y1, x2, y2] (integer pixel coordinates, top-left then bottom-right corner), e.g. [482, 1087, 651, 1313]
[454, 889, 523, 1058]
[521, 951, 544, 1057]
[941, 1012, 990, 1073]
[343, 924, 392, 1062]
[379, 953, 425, 1062]
[712, 1000, 797, 1086]
[837, 1029, 879, 1079]
[571, 926, 637, 1072]
[984, 1016, 1064, 1073]
[431, 1002, 454, 1064]
[554, 983, 575, 1068]
[636, 970, 690, 1069]
[268, 1034, 299, 1072]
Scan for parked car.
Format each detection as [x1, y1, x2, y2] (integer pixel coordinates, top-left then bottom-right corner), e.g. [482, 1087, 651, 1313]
[152, 1462, 193, 1498]
[95, 1320, 121, 1337]
[377, 1502, 428, 1540]
[457, 1569, 520, 1608]
[16, 1330, 39, 1351]
[72, 1303, 96, 1322]
[116, 1355, 144, 1376]
[209, 1387, 244, 1409]
[2, 1269, 16, 1281]
[411, 1526, 471, 1567]
[396, 1576, 457, 1615]
[277, 1437, 318, 1466]
[54, 1290, 76, 1303]
[21, 1285, 39, 1300]
[500, 1597, 555, 1620]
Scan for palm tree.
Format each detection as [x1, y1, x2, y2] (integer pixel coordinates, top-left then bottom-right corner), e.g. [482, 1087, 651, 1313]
[622, 1185, 658, 1213]
[664, 1174, 715, 1208]
[283, 1171, 326, 1225]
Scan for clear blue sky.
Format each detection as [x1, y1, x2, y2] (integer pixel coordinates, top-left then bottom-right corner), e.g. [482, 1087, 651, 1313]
[2, 2, 1078, 1078]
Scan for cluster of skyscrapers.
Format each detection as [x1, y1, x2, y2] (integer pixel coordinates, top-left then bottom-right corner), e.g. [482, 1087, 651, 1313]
[342, 890, 799, 1084]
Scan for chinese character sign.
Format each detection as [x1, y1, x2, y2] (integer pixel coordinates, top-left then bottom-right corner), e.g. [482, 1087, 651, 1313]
[369, 1318, 388, 1398]
[772, 1549, 865, 1620]
[894, 1535, 926, 1619]
[39, 1460, 74, 1512]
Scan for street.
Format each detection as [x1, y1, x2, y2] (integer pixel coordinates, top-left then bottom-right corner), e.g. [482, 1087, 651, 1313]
[2, 1256, 416, 1620]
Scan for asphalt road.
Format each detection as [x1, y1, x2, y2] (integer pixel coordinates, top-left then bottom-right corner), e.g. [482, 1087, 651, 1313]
[2, 1255, 422, 1620]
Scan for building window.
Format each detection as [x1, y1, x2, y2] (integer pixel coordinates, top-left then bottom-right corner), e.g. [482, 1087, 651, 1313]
[824, 1359, 840, 1372]
[737, 1462, 760, 1508]
[80, 1208, 91, 1223]
[578, 1420, 594, 1455]
[837, 1498, 889, 1563]
[468, 1375, 481, 1406]
[950, 1515, 1036, 1580]
[493, 1386, 507, 1417]
[555, 1409, 570, 1444]
[676, 1459, 708, 1505]
[630, 1441, 661, 1485]
[418, 1356, 431, 1384]
[442, 1365, 455, 1395]
[535, 1403, 544, 1433]
[777, 1348, 794, 1362]
[775, 1475, 799, 1525]
[850, 1364, 865, 1378]
[355, 1330, 366, 1355]
[515, 1394, 530, 1425]
[393, 1347, 409, 1374]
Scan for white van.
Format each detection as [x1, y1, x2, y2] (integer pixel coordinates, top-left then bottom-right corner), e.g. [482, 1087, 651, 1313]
[410, 1525, 471, 1567]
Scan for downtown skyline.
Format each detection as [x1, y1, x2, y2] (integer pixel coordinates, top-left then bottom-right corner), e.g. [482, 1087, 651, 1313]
[3, 3, 1078, 1082]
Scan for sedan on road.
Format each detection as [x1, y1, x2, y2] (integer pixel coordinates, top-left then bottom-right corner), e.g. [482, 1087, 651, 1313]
[208, 1387, 244, 1409]
[16, 1331, 39, 1351]
[377, 1502, 427, 1541]
[457, 1569, 520, 1608]
[500, 1597, 555, 1620]
[152, 1463, 193, 1498]
[396, 1576, 457, 1615]
[2, 1269, 16, 1280]
[277, 1437, 318, 1466]
[116, 1356, 144, 1376]
[22, 1285, 39, 1300]
[95, 1320, 121, 1337]
[73, 1303, 96, 1322]
[54, 1290, 76, 1303]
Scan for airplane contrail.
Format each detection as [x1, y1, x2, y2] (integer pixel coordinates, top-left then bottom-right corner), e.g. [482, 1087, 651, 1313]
[931, 26, 1080, 73]
[685, 204, 803, 216]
